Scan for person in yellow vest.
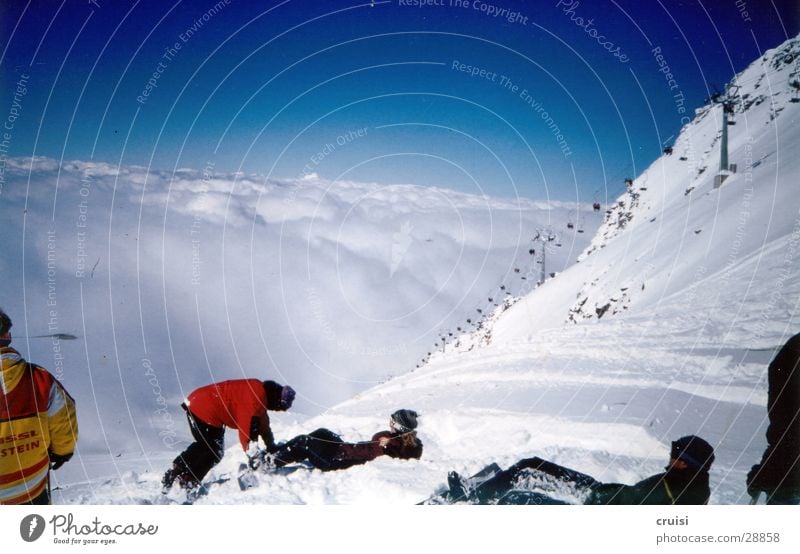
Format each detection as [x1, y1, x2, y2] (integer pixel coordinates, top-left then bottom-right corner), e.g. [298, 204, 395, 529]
[0, 309, 78, 504]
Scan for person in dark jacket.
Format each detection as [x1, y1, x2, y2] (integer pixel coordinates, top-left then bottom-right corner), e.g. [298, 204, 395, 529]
[162, 379, 295, 491]
[747, 333, 800, 504]
[273, 409, 422, 471]
[446, 435, 715, 505]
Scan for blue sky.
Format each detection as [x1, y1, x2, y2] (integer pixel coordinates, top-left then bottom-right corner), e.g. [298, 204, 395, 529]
[1, 0, 797, 201]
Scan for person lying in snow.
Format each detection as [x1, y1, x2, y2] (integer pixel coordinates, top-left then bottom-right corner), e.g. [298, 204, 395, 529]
[444, 435, 715, 505]
[272, 409, 422, 471]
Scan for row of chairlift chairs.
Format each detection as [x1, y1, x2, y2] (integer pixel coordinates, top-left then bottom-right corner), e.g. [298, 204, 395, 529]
[418, 173, 657, 367]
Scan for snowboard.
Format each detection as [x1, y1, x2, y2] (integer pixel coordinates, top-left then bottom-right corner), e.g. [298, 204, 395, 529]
[156, 473, 232, 505]
[158, 461, 317, 503]
[237, 462, 315, 491]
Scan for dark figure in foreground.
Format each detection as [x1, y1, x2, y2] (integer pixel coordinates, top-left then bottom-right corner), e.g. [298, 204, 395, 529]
[748, 333, 800, 504]
[273, 409, 422, 471]
[162, 379, 295, 491]
[0, 309, 78, 505]
[445, 435, 715, 505]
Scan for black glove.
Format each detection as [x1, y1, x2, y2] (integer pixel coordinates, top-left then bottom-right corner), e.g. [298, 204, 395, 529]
[50, 452, 73, 471]
[746, 464, 768, 497]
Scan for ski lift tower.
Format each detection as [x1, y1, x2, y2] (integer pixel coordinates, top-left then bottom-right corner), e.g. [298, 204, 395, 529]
[532, 230, 558, 285]
[712, 84, 740, 187]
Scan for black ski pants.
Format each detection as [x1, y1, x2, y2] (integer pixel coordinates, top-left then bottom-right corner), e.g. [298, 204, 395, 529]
[172, 407, 225, 486]
[474, 457, 597, 503]
[274, 428, 343, 471]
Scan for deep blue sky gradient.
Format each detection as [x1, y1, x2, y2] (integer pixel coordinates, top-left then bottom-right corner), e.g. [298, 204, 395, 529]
[1, 0, 797, 201]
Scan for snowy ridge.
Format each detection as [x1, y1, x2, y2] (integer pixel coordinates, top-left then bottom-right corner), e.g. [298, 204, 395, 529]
[493, 32, 800, 342]
[427, 295, 520, 358]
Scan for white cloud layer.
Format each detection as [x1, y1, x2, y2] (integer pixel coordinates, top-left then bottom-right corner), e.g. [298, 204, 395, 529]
[0, 156, 597, 454]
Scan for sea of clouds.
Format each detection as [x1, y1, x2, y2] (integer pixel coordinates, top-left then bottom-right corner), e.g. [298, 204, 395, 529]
[0, 156, 595, 454]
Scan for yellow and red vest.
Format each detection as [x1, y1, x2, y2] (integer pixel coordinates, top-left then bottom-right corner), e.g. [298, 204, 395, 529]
[1, 347, 78, 504]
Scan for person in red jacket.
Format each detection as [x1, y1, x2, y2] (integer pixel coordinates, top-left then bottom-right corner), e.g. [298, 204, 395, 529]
[1, 309, 78, 505]
[273, 409, 422, 471]
[162, 379, 295, 491]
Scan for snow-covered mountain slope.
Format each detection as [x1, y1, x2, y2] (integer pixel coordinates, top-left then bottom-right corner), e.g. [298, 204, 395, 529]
[52, 35, 799, 505]
[494, 35, 800, 344]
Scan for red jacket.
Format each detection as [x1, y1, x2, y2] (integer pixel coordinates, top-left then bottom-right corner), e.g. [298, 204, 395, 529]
[185, 379, 271, 451]
[335, 431, 423, 467]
